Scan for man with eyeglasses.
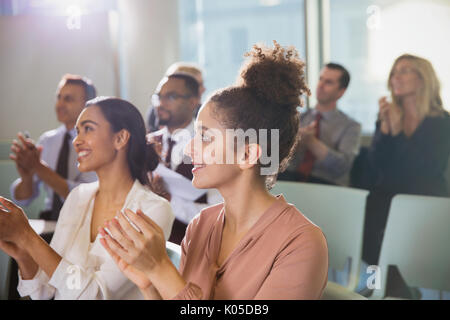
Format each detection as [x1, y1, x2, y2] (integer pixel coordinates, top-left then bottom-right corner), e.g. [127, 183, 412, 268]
[147, 73, 222, 244]
[146, 62, 205, 133]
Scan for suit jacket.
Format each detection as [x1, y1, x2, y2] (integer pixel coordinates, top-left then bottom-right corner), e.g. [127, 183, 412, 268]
[286, 108, 361, 186]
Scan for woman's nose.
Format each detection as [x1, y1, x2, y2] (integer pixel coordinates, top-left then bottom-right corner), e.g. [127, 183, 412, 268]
[72, 133, 81, 148]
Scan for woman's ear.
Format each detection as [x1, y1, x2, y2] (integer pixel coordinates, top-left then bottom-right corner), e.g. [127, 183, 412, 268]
[114, 129, 131, 151]
[238, 143, 262, 170]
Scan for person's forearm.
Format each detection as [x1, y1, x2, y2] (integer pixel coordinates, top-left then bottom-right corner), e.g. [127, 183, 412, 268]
[14, 176, 34, 200]
[20, 227, 62, 279]
[140, 284, 163, 300]
[35, 162, 69, 199]
[146, 256, 187, 300]
[16, 252, 39, 280]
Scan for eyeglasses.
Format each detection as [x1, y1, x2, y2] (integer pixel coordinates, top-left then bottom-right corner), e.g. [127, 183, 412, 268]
[391, 67, 417, 77]
[151, 92, 193, 106]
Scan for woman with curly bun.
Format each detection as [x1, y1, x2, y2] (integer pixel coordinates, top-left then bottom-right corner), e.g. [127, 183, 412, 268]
[100, 42, 329, 300]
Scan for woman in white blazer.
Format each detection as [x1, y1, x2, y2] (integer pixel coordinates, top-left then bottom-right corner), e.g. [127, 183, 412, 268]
[0, 97, 174, 299]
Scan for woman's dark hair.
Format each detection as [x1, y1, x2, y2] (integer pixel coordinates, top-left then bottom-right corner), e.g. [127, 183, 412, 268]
[85, 97, 159, 186]
[209, 41, 310, 188]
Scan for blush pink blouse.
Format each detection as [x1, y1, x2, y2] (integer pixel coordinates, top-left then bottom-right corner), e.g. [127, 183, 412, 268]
[173, 195, 329, 300]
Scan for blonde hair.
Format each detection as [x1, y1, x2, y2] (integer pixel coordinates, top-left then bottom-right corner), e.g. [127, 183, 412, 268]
[388, 54, 445, 119]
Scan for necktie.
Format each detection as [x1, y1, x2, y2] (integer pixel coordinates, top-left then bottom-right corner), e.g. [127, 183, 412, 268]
[50, 132, 71, 220]
[297, 112, 322, 180]
[165, 137, 176, 169]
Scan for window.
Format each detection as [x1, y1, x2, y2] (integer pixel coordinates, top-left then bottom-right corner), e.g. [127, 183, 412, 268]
[178, 0, 306, 99]
[329, 0, 450, 134]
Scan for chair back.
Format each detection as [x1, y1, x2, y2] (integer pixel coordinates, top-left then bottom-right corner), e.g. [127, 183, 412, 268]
[371, 194, 450, 299]
[321, 281, 367, 300]
[271, 181, 368, 291]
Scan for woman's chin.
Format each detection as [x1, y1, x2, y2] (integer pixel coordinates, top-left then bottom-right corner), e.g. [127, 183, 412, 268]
[192, 177, 213, 190]
[77, 162, 94, 173]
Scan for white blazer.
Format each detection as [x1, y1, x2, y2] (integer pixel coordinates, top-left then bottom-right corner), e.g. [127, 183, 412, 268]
[17, 180, 175, 300]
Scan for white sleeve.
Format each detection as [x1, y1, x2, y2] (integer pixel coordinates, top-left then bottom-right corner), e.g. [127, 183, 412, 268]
[18, 223, 137, 299]
[170, 189, 222, 225]
[45, 257, 135, 300]
[10, 176, 41, 207]
[17, 268, 55, 300]
[135, 197, 175, 240]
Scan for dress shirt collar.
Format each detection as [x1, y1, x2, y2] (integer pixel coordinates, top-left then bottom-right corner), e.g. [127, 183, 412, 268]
[312, 107, 339, 121]
[57, 125, 77, 139]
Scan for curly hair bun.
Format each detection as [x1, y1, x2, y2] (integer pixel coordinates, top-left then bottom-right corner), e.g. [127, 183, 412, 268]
[209, 41, 310, 188]
[238, 40, 310, 111]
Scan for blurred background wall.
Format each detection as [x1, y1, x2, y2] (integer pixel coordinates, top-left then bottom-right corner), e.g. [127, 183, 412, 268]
[0, 0, 179, 142]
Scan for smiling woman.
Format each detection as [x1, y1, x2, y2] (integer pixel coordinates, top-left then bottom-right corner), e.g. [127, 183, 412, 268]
[77, 97, 160, 186]
[0, 97, 175, 300]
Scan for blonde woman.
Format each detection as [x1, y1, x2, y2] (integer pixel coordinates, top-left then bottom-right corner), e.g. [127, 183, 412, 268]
[362, 54, 450, 274]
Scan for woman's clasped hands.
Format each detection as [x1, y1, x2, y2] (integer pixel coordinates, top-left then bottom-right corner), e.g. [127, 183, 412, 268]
[99, 209, 170, 290]
[378, 96, 403, 136]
